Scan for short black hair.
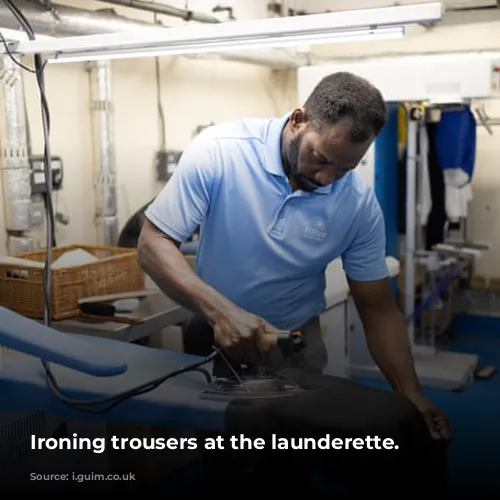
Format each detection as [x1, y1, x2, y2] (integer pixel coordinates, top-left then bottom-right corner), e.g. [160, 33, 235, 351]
[304, 72, 388, 143]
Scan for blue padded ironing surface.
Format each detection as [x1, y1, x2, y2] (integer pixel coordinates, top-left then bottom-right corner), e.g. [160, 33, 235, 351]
[0, 333, 227, 431]
[0, 306, 127, 377]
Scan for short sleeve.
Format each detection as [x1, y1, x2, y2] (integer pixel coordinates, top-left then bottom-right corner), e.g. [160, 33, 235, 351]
[145, 136, 220, 242]
[342, 191, 389, 282]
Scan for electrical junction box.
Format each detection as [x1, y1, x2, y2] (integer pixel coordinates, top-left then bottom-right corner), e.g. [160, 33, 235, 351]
[155, 150, 182, 183]
[29, 155, 64, 194]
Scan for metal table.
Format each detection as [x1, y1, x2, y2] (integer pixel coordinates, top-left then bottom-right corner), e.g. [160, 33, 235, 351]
[52, 293, 192, 343]
[52, 259, 196, 342]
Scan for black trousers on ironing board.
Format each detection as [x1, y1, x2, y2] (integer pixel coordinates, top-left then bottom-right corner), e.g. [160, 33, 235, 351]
[184, 319, 449, 495]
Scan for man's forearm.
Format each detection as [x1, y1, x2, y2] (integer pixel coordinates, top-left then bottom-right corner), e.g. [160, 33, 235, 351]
[363, 307, 422, 396]
[138, 226, 235, 323]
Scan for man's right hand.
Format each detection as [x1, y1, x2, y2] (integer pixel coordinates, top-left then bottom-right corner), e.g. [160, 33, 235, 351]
[212, 307, 282, 362]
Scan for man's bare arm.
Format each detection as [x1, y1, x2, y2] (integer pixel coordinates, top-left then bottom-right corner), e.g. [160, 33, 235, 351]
[348, 277, 422, 396]
[138, 219, 236, 324]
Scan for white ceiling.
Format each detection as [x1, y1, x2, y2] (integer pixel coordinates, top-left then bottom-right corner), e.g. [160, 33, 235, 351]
[289, 0, 498, 13]
[284, 0, 500, 27]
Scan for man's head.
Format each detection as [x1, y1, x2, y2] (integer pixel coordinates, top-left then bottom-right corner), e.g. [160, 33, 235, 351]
[282, 72, 387, 191]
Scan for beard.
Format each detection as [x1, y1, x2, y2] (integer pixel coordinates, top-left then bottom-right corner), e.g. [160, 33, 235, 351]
[285, 132, 321, 192]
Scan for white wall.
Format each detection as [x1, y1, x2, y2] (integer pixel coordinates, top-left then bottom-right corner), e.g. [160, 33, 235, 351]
[0, 0, 294, 252]
[20, 58, 293, 248]
[467, 99, 500, 278]
[1, 0, 499, 279]
[304, 13, 500, 280]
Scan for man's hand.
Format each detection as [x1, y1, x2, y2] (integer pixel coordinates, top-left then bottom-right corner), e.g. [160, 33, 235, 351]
[212, 307, 281, 361]
[406, 392, 451, 441]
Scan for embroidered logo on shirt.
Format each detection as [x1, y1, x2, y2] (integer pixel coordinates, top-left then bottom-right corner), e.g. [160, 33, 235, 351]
[304, 218, 327, 242]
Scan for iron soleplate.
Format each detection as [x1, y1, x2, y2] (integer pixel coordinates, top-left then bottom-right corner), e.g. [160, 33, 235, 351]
[199, 374, 304, 401]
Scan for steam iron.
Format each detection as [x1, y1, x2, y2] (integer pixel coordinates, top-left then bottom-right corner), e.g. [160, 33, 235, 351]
[199, 332, 306, 401]
[199, 369, 304, 401]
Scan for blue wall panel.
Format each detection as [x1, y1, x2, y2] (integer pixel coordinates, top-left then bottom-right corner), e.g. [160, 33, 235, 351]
[374, 106, 399, 259]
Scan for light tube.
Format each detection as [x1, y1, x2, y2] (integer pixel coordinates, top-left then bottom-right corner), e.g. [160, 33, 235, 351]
[48, 27, 405, 64]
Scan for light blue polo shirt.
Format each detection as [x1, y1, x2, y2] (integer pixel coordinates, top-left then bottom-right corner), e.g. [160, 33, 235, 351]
[145, 114, 388, 331]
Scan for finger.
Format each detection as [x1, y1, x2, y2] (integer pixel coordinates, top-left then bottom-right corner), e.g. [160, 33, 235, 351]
[434, 416, 451, 441]
[229, 332, 250, 360]
[259, 324, 289, 349]
[213, 326, 233, 350]
[243, 334, 260, 362]
[438, 425, 451, 441]
[423, 412, 441, 440]
[258, 329, 280, 353]
[225, 326, 256, 362]
[214, 326, 244, 359]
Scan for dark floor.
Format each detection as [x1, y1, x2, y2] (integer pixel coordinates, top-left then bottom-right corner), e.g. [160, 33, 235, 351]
[356, 314, 500, 495]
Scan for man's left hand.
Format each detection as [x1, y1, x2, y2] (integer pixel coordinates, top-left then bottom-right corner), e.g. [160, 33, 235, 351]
[406, 392, 451, 441]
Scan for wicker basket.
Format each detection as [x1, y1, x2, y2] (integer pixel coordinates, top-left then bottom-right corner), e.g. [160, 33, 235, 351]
[0, 245, 145, 320]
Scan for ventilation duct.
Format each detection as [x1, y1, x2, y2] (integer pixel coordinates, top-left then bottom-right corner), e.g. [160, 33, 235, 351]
[0, 56, 34, 254]
[89, 60, 118, 246]
[0, 0, 158, 36]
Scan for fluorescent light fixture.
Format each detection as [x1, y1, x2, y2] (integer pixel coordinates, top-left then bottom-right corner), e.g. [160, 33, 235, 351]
[48, 27, 405, 64]
[0, 28, 54, 42]
[2, 2, 442, 64]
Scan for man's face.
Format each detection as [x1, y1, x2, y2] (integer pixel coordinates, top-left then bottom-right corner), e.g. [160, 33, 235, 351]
[283, 109, 374, 191]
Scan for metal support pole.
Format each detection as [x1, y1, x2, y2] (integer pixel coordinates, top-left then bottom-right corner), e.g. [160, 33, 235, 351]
[405, 104, 425, 345]
[0, 57, 34, 254]
[415, 125, 424, 252]
[89, 60, 118, 246]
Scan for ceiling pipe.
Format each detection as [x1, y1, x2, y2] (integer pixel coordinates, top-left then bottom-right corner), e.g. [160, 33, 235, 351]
[100, 0, 221, 24]
[0, 0, 296, 69]
[0, 0, 159, 36]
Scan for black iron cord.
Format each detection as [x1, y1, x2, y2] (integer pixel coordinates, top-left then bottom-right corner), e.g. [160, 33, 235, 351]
[3, 0, 217, 414]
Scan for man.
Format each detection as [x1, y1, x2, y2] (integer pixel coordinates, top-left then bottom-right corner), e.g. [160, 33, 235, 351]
[138, 72, 450, 442]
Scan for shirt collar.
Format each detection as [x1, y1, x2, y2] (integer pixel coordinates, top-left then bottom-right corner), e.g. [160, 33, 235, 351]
[263, 113, 290, 178]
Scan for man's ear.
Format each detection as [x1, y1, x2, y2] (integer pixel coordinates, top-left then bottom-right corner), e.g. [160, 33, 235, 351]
[290, 107, 308, 129]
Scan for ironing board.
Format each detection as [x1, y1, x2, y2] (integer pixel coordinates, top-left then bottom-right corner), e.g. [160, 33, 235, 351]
[0, 306, 227, 431]
[0, 306, 448, 494]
